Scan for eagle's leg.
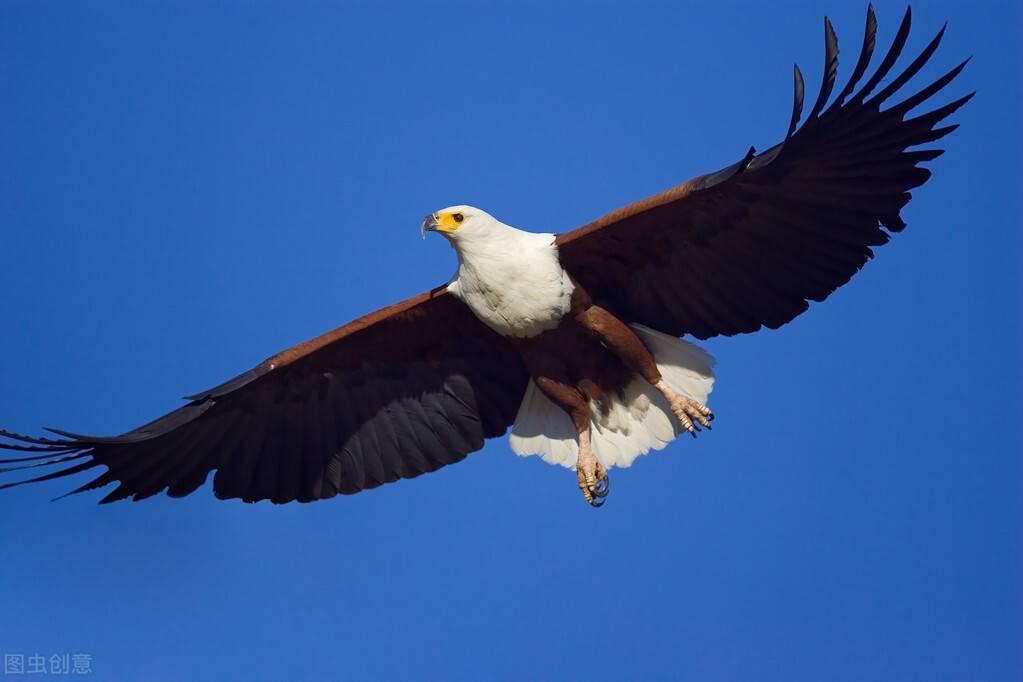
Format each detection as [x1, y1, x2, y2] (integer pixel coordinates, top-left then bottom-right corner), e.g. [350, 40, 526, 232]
[576, 303, 713, 435]
[532, 374, 608, 507]
[576, 427, 609, 506]
[654, 380, 714, 436]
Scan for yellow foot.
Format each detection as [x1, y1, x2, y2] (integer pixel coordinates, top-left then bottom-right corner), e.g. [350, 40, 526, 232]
[655, 379, 714, 438]
[576, 429, 609, 507]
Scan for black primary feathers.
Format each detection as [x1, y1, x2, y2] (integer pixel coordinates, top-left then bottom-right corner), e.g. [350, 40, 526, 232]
[558, 4, 972, 341]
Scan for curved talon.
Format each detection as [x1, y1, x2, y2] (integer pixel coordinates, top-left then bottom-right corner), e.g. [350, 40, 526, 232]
[690, 430, 697, 439]
[593, 476, 610, 498]
[589, 495, 606, 508]
[708, 413, 715, 422]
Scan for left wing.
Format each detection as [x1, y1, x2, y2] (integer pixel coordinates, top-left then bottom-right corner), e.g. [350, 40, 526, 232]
[1, 287, 528, 503]
[557, 6, 971, 339]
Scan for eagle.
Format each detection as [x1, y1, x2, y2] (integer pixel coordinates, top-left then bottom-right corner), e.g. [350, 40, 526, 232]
[1, 6, 970, 506]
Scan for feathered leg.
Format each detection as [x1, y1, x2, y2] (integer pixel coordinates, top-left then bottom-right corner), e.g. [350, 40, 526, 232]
[531, 374, 608, 506]
[519, 346, 609, 507]
[575, 303, 714, 436]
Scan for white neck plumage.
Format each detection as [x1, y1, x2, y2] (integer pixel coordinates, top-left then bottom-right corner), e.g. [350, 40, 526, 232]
[445, 216, 574, 338]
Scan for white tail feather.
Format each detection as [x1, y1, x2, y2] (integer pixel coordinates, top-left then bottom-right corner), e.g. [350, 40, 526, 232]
[508, 324, 715, 470]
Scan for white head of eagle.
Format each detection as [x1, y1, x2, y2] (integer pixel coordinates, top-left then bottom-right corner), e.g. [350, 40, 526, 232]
[422, 205, 575, 339]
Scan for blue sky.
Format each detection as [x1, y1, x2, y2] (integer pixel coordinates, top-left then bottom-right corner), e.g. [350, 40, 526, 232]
[1, 2, 1019, 680]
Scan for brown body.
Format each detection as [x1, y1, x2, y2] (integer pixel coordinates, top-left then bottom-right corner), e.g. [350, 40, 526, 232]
[515, 280, 663, 433]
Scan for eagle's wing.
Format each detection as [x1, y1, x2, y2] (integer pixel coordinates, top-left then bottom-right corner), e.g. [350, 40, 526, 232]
[1, 288, 528, 503]
[557, 6, 971, 340]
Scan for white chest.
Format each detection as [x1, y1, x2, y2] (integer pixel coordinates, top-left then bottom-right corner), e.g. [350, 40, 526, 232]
[448, 233, 574, 338]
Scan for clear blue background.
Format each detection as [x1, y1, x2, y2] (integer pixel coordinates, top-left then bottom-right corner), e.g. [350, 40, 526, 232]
[1, 2, 1019, 680]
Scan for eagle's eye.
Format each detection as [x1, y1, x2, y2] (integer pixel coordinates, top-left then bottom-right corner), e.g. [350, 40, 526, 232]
[453, 213, 464, 223]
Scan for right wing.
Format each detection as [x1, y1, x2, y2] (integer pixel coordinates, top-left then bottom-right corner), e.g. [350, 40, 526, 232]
[557, 6, 970, 339]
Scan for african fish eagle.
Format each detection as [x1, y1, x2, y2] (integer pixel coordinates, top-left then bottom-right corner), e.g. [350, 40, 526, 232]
[1, 6, 971, 506]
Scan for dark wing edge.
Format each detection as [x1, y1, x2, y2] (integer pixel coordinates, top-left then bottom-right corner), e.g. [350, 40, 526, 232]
[557, 5, 973, 340]
[1, 287, 529, 504]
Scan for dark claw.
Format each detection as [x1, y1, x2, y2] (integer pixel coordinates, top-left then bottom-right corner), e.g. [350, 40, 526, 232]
[708, 413, 715, 422]
[705, 423, 712, 431]
[589, 495, 606, 508]
[593, 476, 610, 498]
[690, 430, 697, 439]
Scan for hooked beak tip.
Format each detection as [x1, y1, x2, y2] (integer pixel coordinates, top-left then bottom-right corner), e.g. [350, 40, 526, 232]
[421, 213, 439, 239]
